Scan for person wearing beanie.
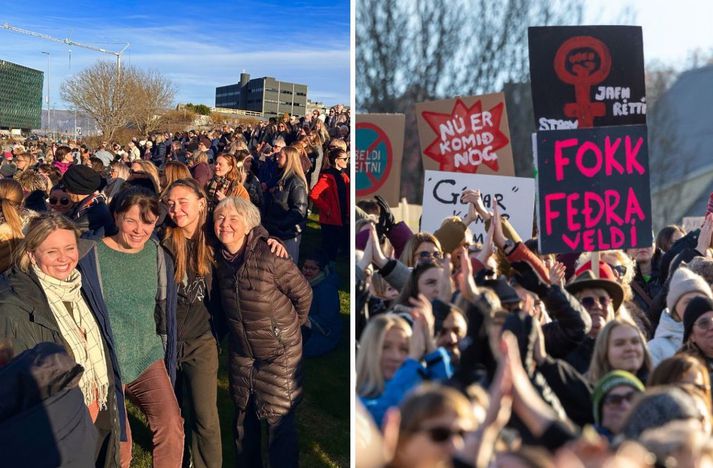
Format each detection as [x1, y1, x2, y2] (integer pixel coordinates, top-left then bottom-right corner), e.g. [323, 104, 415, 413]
[592, 370, 645, 441]
[683, 296, 713, 345]
[649, 268, 713, 367]
[61, 165, 113, 237]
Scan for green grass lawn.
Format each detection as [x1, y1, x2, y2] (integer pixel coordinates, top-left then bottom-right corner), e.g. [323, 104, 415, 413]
[128, 215, 350, 467]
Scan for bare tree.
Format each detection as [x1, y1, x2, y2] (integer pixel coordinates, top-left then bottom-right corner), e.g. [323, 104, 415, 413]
[61, 62, 176, 140]
[130, 69, 176, 136]
[356, 0, 584, 202]
[60, 61, 134, 141]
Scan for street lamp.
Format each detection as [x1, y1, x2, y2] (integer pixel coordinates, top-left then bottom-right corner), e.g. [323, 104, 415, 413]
[41, 51, 50, 136]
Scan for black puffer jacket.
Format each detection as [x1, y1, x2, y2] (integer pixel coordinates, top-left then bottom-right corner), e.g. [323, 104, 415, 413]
[215, 226, 312, 423]
[262, 173, 308, 240]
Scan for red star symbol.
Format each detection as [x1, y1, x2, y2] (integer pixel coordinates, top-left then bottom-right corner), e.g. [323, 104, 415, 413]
[422, 98, 510, 173]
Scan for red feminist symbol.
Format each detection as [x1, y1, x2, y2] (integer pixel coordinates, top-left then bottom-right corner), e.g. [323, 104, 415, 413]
[554, 36, 612, 128]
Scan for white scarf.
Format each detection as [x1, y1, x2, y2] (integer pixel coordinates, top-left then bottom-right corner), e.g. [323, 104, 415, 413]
[34, 266, 110, 409]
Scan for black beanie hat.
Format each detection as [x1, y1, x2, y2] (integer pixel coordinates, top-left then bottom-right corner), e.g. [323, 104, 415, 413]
[62, 165, 102, 195]
[683, 295, 713, 343]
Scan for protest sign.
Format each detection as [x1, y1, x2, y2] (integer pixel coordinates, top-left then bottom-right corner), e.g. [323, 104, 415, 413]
[535, 124, 652, 254]
[355, 113, 404, 206]
[421, 170, 535, 244]
[682, 217, 704, 233]
[528, 26, 646, 130]
[415, 93, 515, 176]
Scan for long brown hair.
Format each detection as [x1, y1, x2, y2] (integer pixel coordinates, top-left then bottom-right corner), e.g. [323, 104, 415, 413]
[162, 178, 214, 282]
[0, 179, 24, 236]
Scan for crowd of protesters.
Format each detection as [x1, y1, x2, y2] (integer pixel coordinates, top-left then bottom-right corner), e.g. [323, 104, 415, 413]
[356, 189, 713, 467]
[0, 106, 349, 467]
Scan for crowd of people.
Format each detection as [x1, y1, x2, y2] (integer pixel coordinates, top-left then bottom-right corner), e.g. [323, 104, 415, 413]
[0, 108, 350, 467]
[356, 190, 713, 467]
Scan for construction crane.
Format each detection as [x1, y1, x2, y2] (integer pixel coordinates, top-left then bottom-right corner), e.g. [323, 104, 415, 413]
[1, 22, 129, 74]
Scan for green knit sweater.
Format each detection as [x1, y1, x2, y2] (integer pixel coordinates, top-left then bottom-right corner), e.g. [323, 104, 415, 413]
[97, 240, 165, 383]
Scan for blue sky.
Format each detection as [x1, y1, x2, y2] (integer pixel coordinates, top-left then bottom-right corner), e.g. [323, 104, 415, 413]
[0, 0, 350, 110]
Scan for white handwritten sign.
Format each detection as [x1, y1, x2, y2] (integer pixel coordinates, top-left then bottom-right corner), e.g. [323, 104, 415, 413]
[421, 170, 536, 244]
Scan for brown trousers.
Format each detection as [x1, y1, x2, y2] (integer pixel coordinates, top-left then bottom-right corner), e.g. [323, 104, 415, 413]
[119, 359, 185, 468]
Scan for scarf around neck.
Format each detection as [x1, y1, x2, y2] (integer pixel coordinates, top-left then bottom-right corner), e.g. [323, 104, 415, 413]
[33, 266, 110, 410]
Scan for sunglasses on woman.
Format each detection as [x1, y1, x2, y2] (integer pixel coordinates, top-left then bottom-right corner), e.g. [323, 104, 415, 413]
[417, 251, 443, 260]
[418, 426, 467, 443]
[580, 295, 612, 309]
[49, 196, 70, 206]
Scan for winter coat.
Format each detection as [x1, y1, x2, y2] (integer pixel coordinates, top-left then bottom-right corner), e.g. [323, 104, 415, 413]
[244, 174, 263, 209]
[214, 226, 312, 424]
[0, 241, 128, 447]
[302, 268, 342, 357]
[0, 343, 98, 467]
[309, 167, 349, 227]
[262, 173, 308, 240]
[648, 309, 683, 367]
[565, 336, 596, 374]
[360, 348, 453, 427]
[359, 348, 453, 427]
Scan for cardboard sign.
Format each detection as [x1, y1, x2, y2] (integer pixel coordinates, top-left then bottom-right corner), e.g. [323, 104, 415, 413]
[528, 26, 646, 130]
[535, 124, 652, 254]
[415, 93, 515, 176]
[682, 217, 704, 233]
[421, 170, 536, 244]
[355, 114, 405, 206]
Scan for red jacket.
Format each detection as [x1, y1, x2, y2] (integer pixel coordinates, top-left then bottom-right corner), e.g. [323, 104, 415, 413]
[309, 169, 349, 226]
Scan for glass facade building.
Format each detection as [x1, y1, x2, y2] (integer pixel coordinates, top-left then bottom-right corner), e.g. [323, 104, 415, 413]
[0, 60, 43, 130]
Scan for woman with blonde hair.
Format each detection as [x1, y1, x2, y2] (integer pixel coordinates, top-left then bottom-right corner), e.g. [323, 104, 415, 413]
[399, 232, 444, 268]
[204, 153, 249, 211]
[357, 312, 453, 427]
[0, 179, 34, 272]
[263, 145, 308, 261]
[0, 212, 126, 467]
[103, 161, 130, 201]
[0, 179, 24, 257]
[588, 318, 652, 384]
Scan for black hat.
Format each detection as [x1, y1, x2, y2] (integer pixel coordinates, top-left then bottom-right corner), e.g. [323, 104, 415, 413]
[62, 165, 102, 195]
[683, 296, 713, 343]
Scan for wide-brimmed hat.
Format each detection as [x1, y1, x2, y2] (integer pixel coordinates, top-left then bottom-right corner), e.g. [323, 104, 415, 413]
[565, 261, 624, 311]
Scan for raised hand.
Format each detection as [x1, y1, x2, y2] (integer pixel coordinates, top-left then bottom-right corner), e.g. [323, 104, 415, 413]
[437, 253, 454, 303]
[492, 200, 507, 250]
[549, 261, 566, 287]
[697, 213, 713, 256]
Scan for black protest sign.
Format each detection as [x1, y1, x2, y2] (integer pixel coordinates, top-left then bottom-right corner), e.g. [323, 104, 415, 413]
[535, 124, 652, 254]
[528, 26, 646, 130]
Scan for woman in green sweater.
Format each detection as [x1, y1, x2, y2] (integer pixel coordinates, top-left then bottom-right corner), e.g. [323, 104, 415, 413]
[96, 187, 183, 468]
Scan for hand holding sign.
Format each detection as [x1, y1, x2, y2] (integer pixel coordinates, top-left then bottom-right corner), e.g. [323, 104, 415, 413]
[696, 214, 713, 257]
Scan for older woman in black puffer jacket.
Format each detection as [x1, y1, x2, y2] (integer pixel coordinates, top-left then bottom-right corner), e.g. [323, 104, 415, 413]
[213, 196, 312, 468]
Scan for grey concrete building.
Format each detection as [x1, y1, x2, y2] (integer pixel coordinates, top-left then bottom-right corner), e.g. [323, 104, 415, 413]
[649, 64, 713, 231]
[215, 72, 308, 117]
